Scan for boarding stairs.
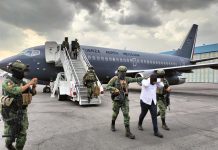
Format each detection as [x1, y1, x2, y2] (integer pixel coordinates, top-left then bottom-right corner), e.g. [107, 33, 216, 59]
[45, 41, 102, 105]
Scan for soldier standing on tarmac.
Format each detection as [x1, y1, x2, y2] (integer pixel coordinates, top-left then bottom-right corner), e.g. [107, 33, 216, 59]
[83, 66, 98, 103]
[0, 60, 37, 150]
[106, 66, 144, 139]
[156, 69, 171, 130]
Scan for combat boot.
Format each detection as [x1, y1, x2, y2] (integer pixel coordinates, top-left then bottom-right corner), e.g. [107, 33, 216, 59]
[88, 97, 91, 103]
[125, 125, 135, 139]
[161, 118, 170, 130]
[111, 120, 116, 132]
[6, 144, 16, 150]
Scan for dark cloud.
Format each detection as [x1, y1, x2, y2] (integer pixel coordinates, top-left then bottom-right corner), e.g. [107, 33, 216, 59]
[119, 12, 161, 27]
[105, 0, 121, 9]
[0, 21, 25, 51]
[68, 0, 110, 31]
[156, 0, 218, 11]
[118, 0, 162, 27]
[68, 0, 102, 14]
[0, 0, 74, 38]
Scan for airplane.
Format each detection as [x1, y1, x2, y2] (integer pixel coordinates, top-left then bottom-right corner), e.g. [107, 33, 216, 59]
[0, 24, 218, 92]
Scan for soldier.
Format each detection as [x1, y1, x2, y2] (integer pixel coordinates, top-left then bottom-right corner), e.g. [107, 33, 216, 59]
[83, 66, 97, 103]
[71, 38, 80, 59]
[0, 60, 37, 150]
[106, 66, 143, 139]
[61, 37, 70, 55]
[156, 69, 171, 130]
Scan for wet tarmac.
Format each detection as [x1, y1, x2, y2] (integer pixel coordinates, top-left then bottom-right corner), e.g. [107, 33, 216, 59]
[0, 82, 218, 150]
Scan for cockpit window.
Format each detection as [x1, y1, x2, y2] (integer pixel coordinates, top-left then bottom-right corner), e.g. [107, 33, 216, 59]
[31, 50, 40, 56]
[19, 49, 40, 57]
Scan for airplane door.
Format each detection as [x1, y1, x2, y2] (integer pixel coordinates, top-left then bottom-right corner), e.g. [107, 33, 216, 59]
[45, 41, 58, 63]
[132, 58, 137, 67]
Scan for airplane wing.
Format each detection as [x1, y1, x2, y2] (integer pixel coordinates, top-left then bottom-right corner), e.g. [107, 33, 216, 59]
[126, 62, 218, 74]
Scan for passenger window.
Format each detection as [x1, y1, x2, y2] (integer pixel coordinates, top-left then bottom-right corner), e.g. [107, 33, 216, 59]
[24, 51, 32, 56]
[97, 56, 100, 61]
[92, 56, 96, 60]
[101, 56, 104, 61]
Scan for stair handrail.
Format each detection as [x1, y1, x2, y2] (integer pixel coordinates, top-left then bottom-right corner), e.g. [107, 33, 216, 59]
[62, 48, 81, 85]
[79, 49, 102, 87]
[62, 48, 81, 101]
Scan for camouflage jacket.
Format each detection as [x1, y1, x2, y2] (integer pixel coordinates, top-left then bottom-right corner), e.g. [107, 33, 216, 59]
[2, 76, 36, 108]
[106, 76, 143, 93]
[83, 70, 97, 83]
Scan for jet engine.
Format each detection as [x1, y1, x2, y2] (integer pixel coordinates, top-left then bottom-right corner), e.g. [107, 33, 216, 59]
[166, 76, 186, 85]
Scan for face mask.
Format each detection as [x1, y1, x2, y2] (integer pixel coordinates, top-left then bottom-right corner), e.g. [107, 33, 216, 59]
[118, 72, 126, 80]
[12, 70, 24, 80]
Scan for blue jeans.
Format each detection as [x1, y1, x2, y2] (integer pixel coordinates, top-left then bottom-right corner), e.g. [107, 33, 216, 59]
[138, 100, 158, 133]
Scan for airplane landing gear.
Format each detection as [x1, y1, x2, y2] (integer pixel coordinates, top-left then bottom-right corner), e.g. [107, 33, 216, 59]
[43, 85, 51, 93]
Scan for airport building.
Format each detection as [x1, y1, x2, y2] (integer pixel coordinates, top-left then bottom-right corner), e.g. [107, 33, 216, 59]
[162, 43, 218, 83]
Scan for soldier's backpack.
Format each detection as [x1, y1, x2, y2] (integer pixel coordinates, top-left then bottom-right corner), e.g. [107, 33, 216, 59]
[93, 85, 100, 97]
[85, 72, 96, 82]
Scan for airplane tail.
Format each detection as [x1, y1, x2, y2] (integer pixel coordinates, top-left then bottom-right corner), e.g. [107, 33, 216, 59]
[175, 24, 198, 59]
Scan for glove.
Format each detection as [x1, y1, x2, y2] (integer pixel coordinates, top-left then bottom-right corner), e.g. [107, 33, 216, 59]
[113, 89, 120, 96]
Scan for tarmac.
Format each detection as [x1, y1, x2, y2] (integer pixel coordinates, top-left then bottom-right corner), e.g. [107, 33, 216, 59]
[0, 82, 218, 150]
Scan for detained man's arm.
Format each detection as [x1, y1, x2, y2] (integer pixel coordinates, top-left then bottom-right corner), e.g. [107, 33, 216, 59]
[141, 78, 150, 87]
[156, 78, 164, 88]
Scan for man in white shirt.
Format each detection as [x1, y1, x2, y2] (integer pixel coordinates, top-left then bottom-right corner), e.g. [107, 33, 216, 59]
[138, 73, 164, 138]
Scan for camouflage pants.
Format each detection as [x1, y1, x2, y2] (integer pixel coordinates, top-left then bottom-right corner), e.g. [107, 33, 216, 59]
[157, 96, 167, 119]
[86, 82, 95, 98]
[3, 109, 29, 150]
[112, 99, 130, 126]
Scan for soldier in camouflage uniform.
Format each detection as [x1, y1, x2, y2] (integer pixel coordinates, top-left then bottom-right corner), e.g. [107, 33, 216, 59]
[106, 66, 143, 139]
[83, 66, 98, 103]
[61, 37, 70, 55]
[71, 38, 80, 59]
[156, 69, 171, 130]
[0, 61, 37, 150]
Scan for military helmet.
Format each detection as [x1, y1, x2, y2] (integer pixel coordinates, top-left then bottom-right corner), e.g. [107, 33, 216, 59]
[8, 60, 29, 72]
[75, 38, 78, 41]
[88, 66, 94, 70]
[117, 66, 127, 72]
[156, 69, 165, 75]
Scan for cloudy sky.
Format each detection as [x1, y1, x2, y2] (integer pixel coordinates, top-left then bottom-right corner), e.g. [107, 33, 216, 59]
[0, 0, 218, 59]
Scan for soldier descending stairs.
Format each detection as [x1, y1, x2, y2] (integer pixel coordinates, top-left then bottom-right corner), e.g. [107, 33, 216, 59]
[44, 37, 103, 105]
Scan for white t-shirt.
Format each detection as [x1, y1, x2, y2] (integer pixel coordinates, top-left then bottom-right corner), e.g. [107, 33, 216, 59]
[140, 78, 164, 105]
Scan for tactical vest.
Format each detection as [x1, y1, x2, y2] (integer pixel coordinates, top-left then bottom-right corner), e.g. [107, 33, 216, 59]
[85, 72, 96, 82]
[1, 76, 31, 109]
[111, 76, 128, 101]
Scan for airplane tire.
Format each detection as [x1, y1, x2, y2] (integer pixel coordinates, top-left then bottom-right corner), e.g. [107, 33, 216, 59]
[58, 89, 67, 101]
[43, 87, 51, 93]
